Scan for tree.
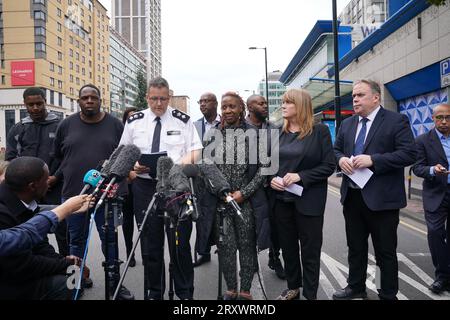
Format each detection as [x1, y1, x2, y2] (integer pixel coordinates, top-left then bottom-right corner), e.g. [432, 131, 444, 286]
[134, 67, 147, 111]
[427, 0, 446, 5]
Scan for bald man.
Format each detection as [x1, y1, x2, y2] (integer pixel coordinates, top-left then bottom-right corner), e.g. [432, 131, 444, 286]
[413, 103, 450, 294]
[245, 94, 285, 280]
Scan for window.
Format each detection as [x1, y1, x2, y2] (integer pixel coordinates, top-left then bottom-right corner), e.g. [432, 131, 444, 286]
[58, 93, 63, 107]
[75, 40, 79, 48]
[69, 62, 73, 70]
[50, 77, 55, 86]
[34, 26, 46, 36]
[57, 37, 62, 46]
[82, 56, 85, 63]
[70, 88, 74, 95]
[58, 66, 63, 75]
[1, 75, 5, 85]
[57, 22, 62, 32]
[34, 11, 46, 21]
[76, 77, 80, 85]
[82, 68, 85, 75]
[58, 51, 62, 60]
[58, 80, 63, 89]
[35, 43, 46, 52]
[50, 90, 54, 105]
[69, 36, 73, 44]
[49, 62, 54, 71]
[5, 110, 16, 138]
[70, 75, 73, 83]
[76, 65, 79, 72]
[57, 8, 62, 17]
[33, 0, 45, 5]
[69, 49, 73, 57]
[76, 52, 79, 61]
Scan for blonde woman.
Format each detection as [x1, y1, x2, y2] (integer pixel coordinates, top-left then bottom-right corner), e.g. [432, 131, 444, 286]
[269, 89, 335, 300]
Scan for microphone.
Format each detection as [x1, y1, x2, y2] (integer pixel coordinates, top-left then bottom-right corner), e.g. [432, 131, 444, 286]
[95, 144, 141, 210]
[156, 156, 174, 194]
[182, 164, 200, 221]
[90, 145, 125, 197]
[199, 164, 243, 219]
[79, 169, 102, 195]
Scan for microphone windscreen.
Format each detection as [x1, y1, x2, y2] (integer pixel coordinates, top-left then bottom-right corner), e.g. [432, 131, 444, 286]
[109, 144, 141, 178]
[83, 169, 102, 187]
[168, 165, 190, 192]
[182, 164, 199, 178]
[156, 156, 174, 193]
[101, 144, 125, 176]
[198, 164, 230, 196]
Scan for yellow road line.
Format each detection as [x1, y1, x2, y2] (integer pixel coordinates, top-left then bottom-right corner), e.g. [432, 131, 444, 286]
[399, 220, 427, 235]
[327, 187, 427, 236]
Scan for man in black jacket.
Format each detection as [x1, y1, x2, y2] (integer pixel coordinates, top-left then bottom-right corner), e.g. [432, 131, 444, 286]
[0, 157, 78, 300]
[5, 87, 67, 256]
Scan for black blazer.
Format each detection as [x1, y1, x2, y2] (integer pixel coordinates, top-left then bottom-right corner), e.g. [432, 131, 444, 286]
[334, 107, 416, 211]
[412, 129, 449, 212]
[270, 123, 336, 216]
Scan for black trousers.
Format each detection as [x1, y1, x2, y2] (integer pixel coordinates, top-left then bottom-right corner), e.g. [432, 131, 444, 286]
[132, 178, 194, 300]
[425, 187, 450, 281]
[274, 199, 323, 300]
[0, 274, 69, 300]
[269, 198, 282, 259]
[343, 189, 399, 300]
[122, 184, 135, 258]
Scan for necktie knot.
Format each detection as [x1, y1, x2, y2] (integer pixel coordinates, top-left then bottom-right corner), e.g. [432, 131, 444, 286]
[361, 117, 368, 124]
[155, 116, 161, 123]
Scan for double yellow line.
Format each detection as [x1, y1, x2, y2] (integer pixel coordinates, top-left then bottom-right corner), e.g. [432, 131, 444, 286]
[327, 186, 427, 236]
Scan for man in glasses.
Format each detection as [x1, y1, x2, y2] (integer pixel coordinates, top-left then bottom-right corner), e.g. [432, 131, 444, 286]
[119, 77, 203, 300]
[413, 103, 450, 294]
[192, 93, 220, 267]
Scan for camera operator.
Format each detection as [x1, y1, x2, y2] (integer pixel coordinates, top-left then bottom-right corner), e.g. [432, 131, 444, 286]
[119, 77, 203, 300]
[0, 157, 93, 299]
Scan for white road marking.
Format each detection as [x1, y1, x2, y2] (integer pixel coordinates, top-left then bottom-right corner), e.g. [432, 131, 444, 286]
[319, 269, 335, 300]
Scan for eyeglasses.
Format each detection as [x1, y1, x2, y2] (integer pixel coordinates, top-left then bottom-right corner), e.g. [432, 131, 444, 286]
[197, 99, 216, 104]
[435, 115, 450, 121]
[148, 96, 169, 102]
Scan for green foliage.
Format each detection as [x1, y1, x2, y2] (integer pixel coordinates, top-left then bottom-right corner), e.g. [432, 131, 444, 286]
[134, 67, 147, 111]
[427, 0, 446, 6]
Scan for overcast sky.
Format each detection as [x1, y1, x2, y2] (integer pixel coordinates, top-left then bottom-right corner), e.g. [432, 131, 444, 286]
[100, 0, 348, 120]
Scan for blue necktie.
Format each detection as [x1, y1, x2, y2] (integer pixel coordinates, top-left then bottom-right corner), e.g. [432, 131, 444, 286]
[151, 117, 161, 153]
[354, 118, 368, 156]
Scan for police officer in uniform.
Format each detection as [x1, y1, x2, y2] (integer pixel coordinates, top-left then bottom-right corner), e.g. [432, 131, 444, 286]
[119, 77, 203, 300]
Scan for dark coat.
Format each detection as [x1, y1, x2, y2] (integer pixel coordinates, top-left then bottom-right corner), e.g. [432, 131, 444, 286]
[269, 124, 336, 216]
[0, 183, 70, 298]
[413, 129, 449, 212]
[334, 107, 416, 211]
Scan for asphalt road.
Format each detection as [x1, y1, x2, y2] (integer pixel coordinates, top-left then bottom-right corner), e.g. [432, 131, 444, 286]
[50, 186, 449, 300]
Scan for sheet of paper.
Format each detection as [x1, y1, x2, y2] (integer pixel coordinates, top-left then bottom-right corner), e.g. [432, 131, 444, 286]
[275, 176, 303, 197]
[344, 156, 374, 189]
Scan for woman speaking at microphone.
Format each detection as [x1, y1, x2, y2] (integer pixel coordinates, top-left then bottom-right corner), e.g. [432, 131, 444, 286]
[269, 89, 335, 300]
[211, 92, 266, 300]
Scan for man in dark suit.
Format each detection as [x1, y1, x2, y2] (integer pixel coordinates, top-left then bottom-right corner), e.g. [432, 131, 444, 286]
[333, 79, 416, 300]
[412, 103, 450, 294]
[193, 92, 221, 267]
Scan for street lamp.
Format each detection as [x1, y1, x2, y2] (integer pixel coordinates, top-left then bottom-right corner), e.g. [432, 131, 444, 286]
[332, 0, 342, 134]
[249, 46, 269, 108]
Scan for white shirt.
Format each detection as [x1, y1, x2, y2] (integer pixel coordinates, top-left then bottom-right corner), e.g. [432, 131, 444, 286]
[354, 105, 381, 144]
[21, 200, 38, 212]
[119, 107, 203, 178]
[204, 114, 221, 133]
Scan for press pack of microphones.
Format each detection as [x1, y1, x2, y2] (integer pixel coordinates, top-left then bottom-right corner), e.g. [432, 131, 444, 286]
[79, 144, 242, 220]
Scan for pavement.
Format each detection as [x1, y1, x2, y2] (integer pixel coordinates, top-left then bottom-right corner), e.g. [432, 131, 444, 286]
[328, 166, 426, 225]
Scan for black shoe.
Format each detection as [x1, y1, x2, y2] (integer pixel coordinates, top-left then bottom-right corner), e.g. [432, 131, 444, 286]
[429, 279, 450, 294]
[128, 256, 136, 268]
[112, 285, 135, 300]
[83, 277, 93, 289]
[268, 257, 286, 280]
[193, 254, 211, 267]
[332, 286, 367, 300]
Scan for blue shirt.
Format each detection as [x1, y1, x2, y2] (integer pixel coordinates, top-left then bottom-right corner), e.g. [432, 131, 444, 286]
[0, 211, 58, 256]
[429, 129, 450, 184]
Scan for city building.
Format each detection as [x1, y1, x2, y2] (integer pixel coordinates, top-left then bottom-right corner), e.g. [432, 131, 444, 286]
[109, 27, 147, 118]
[280, 0, 450, 140]
[169, 94, 189, 114]
[257, 70, 287, 120]
[0, 0, 110, 151]
[111, 0, 161, 79]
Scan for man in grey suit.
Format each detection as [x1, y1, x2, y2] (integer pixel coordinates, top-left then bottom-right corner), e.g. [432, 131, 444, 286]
[413, 103, 450, 294]
[193, 92, 221, 267]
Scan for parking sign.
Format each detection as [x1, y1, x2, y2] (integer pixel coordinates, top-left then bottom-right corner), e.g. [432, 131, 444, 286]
[442, 58, 450, 88]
